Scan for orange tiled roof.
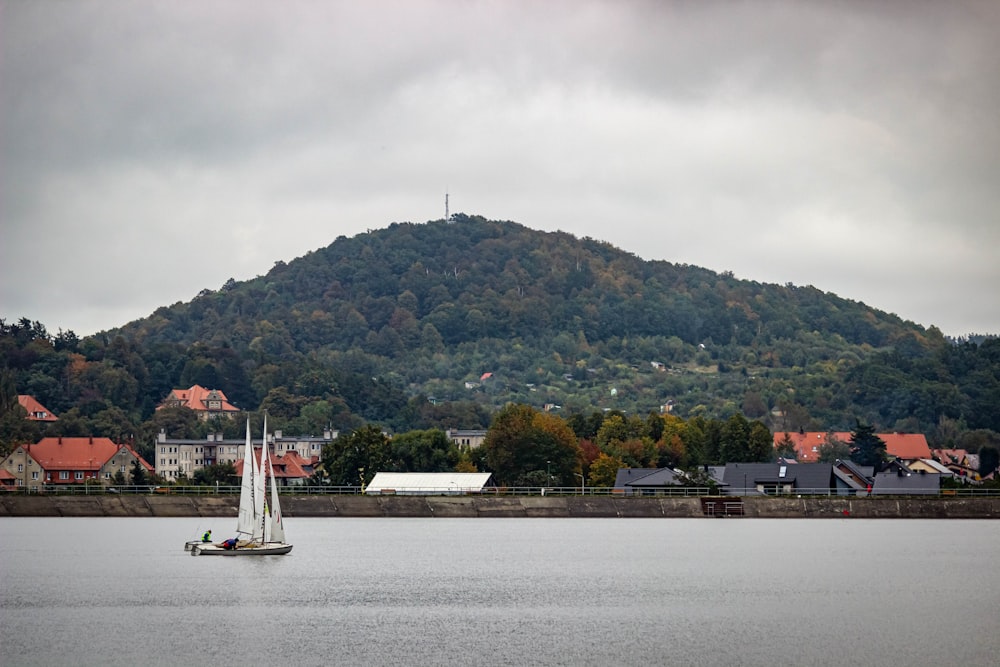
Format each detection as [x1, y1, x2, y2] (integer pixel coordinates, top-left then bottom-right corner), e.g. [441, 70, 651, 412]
[24, 437, 121, 470]
[235, 450, 313, 481]
[159, 385, 239, 413]
[774, 431, 931, 462]
[932, 448, 970, 465]
[17, 395, 58, 421]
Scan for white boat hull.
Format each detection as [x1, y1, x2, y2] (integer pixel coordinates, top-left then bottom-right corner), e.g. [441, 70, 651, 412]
[191, 542, 293, 556]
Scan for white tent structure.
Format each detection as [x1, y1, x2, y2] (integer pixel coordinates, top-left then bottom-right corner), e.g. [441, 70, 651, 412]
[365, 472, 495, 495]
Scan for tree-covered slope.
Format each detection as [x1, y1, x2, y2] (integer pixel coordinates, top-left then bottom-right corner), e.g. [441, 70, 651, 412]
[4, 215, 997, 462]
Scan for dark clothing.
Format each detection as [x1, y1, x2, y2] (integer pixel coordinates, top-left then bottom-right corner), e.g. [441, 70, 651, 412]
[202, 531, 212, 543]
[222, 538, 238, 550]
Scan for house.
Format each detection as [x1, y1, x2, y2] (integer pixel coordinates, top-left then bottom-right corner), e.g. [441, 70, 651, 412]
[870, 460, 940, 495]
[613, 467, 685, 495]
[157, 385, 240, 420]
[908, 458, 954, 478]
[364, 472, 495, 495]
[446, 429, 487, 449]
[17, 395, 58, 421]
[0, 437, 153, 491]
[773, 431, 932, 463]
[722, 462, 871, 496]
[235, 449, 317, 487]
[932, 448, 980, 481]
[153, 429, 334, 481]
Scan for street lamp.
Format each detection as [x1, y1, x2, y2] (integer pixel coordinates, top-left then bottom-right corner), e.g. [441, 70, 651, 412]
[575, 472, 585, 495]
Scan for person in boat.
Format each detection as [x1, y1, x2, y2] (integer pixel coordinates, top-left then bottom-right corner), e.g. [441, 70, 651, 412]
[221, 537, 238, 550]
[201, 529, 212, 543]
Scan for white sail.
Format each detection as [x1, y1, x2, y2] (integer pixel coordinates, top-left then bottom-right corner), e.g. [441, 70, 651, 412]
[236, 419, 256, 537]
[252, 415, 266, 542]
[260, 437, 272, 544]
[268, 447, 286, 544]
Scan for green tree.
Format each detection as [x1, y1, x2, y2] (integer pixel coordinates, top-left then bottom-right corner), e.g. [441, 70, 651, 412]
[979, 445, 999, 478]
[192, 462, 237, 486]
[321, 424, 392, 487]
[129, 458, 148, 486]
[850, 421, 887, 466]
[389, 429, 459, 472]
[775, 432, 797, 460]
[817, 433, 851, 463]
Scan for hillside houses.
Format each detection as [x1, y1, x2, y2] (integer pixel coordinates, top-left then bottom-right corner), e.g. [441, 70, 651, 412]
[17, 395, 58, 422]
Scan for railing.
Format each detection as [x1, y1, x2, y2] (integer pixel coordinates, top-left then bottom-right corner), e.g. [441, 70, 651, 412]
[8, 485, 1000, 497]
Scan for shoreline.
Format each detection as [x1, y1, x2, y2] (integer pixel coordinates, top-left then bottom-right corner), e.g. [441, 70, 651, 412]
[2, 494, 999, 518]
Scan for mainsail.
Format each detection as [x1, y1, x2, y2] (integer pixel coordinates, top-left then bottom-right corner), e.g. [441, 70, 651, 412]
[236, 419, 256, 537]
[268, 445, 286, 544]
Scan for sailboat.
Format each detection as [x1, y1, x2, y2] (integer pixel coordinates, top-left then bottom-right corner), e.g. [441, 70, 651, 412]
[191, 416, 292, 556]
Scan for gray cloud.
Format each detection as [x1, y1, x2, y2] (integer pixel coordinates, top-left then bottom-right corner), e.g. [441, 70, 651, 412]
[2, 0, 998, 337]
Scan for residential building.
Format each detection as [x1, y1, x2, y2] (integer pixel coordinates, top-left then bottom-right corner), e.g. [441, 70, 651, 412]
[157, 385, 240, 420]
[0, 437, 153, 491]
[932, 448, 981, 481]
[446, 429, 487, 449]
[17, 395, 58, 422]
[773, 431, 932, 463]
[153, 429, 335, 482]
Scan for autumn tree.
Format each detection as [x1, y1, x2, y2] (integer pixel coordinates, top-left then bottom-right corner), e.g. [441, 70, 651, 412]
[587, 452, 625, 488]
[482, 404, 581, 486]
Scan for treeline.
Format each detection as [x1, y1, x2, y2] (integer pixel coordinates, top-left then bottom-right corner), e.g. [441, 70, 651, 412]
[319, 406, 775, 488]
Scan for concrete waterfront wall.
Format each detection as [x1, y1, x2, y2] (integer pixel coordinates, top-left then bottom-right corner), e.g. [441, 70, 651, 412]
[1, 494, 999, 518]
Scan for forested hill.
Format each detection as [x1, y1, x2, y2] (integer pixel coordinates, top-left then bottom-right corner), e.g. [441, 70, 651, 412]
[109, 213, 980, 430]
[4, 215, 998, 457]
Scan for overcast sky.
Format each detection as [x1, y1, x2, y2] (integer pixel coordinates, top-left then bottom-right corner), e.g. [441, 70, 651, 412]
[2, 1, 998, 339]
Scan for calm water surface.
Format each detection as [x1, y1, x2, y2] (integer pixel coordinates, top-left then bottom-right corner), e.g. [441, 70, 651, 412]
[1, 517, 998, 666]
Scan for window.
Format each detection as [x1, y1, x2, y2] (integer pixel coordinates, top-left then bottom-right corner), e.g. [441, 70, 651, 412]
[75, 472, 84, 480]
[17, 464, 23, 472]
[32, 472, 39, 480]
[60, 471, 69, 480]
[120, 466, 126, 473]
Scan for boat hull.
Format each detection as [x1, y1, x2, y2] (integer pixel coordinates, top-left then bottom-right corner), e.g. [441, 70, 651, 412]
[191, 542, 293, 556]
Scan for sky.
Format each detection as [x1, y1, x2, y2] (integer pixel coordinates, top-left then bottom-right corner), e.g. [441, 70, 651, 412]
[2, 1, 998, 339]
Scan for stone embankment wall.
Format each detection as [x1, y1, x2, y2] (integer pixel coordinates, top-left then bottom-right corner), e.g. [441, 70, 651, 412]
[1, 495, 999, 518]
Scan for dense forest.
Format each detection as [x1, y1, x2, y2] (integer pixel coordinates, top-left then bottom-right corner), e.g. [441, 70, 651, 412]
[2, 215, 999, 468]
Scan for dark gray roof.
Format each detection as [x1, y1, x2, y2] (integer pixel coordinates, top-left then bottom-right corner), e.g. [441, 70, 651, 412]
[613, 467, 682, 489]
[871, 470, 940, 494]
[722, 462, 838, 494]
[613, 468, 661, 489]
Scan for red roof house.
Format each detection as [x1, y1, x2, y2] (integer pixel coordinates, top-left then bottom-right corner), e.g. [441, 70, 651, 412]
[1, 437, 154, 490]
[158, 385, 240, 420]
[235, 449, 315, 486]
[17, 395, 58, 421]
[773, 431, 931, 462]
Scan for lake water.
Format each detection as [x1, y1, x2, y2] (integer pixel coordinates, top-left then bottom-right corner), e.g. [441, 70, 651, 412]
[1, 517, 998, 666]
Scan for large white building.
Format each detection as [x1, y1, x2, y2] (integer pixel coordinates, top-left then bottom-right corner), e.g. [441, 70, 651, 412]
[154, 429, 336, 481]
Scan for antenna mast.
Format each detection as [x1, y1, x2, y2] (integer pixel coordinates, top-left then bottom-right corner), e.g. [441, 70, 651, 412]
[445, 191, 449, 221]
